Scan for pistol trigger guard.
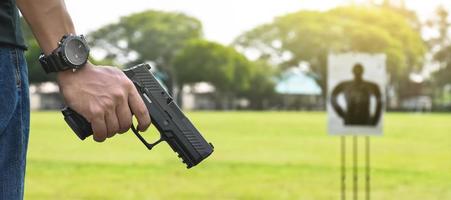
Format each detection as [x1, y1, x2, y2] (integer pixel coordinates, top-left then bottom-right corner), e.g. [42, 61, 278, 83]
[131, 124, 163, 150]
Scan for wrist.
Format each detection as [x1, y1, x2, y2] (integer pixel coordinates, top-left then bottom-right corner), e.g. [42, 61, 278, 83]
[56, 62, 94, 84]
[41, 31, 76, 55]
[40, 34, 90, 74]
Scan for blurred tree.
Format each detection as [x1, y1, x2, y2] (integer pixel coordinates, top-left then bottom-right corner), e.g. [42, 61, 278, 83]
[426, 6, 450, 49]
[234, 6, 426, 107]
[88, 10, 203, 97]
[238, 60, 277, 110]
[378, 0, 421, 30]
[428, 6, 451, 106]
[21, 18, 114, 84]
[368, 2, 426, 102]
[21, 18, 57, 84]
[172, 40, 264, 109]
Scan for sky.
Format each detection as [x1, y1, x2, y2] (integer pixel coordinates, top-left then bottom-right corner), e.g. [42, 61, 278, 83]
[66, 0, 451, 45]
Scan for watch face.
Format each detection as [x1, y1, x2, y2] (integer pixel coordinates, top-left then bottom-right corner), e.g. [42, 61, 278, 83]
[64, 37, 89, 66]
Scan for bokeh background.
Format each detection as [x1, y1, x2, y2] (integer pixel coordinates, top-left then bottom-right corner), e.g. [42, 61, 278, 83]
[22, 0, 451, 199]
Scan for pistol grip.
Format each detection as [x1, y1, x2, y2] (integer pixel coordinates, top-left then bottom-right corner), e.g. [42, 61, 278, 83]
[62, 107, 93, 140]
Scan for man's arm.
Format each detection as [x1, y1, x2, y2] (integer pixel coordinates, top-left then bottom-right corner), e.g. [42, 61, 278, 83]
[330, 83, 346, 119]
[17, 0, 151, 142]
[371, 83, 383, 125]
[16, 0, 75, 54]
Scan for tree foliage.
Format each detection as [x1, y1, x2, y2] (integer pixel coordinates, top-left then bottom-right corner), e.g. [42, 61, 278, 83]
[173, 39, 253, 94]
[433, 46, 451, 87]
[234, 6, 427, 96]
[429, 6, 451, 88]
[88, 10, 203, 92]
[21, 18, 56, 84]
[172, 40, 276, 109]
[238, 60, 277, 109]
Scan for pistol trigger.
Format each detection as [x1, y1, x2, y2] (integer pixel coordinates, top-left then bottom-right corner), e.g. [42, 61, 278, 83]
[130, 124, 164, 150]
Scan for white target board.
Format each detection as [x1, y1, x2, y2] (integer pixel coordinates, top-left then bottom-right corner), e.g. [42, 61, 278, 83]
[327, 53, 386, 136]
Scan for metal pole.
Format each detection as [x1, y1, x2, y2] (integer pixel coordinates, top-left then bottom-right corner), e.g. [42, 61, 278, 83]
[365, 136, 370, 200]
[341, 136, 346, 200]
[353, 136, 358, 200]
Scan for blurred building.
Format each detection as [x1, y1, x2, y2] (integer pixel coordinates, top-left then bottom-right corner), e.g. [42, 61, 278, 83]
[30, 69, 324, 111]
[182, 82, 217, 110]
[401, 96, 432, 112]
[398, 79, 434, 112]
[30, 82, 64, 110]
[181, 68, 324, 110]
[275, 68, 323, 110]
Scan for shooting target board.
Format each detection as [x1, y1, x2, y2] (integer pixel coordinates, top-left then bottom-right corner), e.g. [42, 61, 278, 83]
[327, 53, 386, 136]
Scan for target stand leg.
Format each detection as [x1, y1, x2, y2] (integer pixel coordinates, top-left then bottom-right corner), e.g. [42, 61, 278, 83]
[365, 136, 371, 200]
[340, 135, 371, 200]
[341, 136, 346, 200]
[353, 136, 358, 200]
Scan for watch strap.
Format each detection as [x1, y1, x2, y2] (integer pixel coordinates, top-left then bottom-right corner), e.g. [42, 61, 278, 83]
[39, 52, 70, 73]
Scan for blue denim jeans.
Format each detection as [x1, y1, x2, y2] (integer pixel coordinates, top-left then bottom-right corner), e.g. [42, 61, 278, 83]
[0, 47, 30, 200]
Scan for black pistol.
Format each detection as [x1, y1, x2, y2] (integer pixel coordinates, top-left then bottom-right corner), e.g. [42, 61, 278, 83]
[61, 64, 214, 168]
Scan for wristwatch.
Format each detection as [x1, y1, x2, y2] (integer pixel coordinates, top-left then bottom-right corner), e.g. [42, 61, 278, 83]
[39, 34, 90, 73]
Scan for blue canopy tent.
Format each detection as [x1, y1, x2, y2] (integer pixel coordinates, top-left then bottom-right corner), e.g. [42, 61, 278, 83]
[275, 68, 323, 110]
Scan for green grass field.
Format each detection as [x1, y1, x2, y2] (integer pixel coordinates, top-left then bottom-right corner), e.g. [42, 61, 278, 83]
[25, 112, 451, 200]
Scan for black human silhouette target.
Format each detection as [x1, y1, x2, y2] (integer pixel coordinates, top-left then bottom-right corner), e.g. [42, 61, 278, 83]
[330, 63, 383, 126]
[327, 54, 386, 136]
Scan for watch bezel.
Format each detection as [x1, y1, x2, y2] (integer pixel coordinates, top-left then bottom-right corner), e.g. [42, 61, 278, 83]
[59, 34, 90, 69]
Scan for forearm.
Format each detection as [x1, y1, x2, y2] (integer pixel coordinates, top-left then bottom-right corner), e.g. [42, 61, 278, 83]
[373, 97, 383, 124]
[331, 102, 345, 118]
[17, 0, 75, 54]
[17, 0, 151, 141]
